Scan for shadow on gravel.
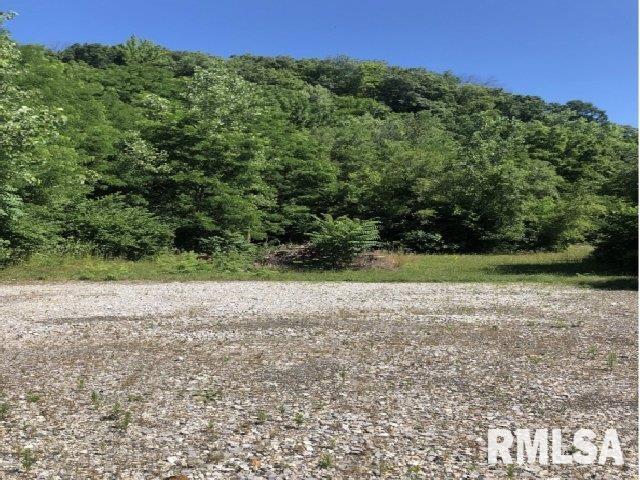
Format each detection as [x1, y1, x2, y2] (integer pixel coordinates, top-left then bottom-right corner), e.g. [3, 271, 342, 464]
[493, 259, 638, 291]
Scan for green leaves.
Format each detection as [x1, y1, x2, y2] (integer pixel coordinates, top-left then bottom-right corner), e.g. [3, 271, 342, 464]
[0, 21, 635, 264]
[592, 204, 638, 271]
[307, 215, 379, 268]
[65, 195, 173, 260]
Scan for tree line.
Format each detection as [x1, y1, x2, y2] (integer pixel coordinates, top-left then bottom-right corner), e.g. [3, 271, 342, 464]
[1, 14, 637, 267]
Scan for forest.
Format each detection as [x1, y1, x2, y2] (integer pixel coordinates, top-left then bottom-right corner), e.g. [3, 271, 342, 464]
[1, 12, 637, 271]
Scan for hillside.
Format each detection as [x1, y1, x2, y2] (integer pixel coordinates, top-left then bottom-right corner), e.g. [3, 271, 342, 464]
[1, 17, 637, 263]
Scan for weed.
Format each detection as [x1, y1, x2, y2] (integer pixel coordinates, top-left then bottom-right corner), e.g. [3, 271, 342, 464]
[116, 410, 132, 430]
[77, 378, 86, 390]
[206, 420, 219, 439]
[0, 401, 9, 420]
[25, 392, 41, 403]
[20, 448, 36, 470]
[197, 388, 222, 403]
[586, 345, 597, 358]
[294, 412, 304, 426]
[506, 464, 515, 479]
[318, 452, 333, 469]
[102, 402, 122, 421]
[90, 390, 101, 405]
[529, 355, 542, 365]
[379, 460, 392, 476]
[406, 465, 421, 477]
[551, 319, 568, 329]
[256, 410, 268, 424]
[606, 352, 618, 370]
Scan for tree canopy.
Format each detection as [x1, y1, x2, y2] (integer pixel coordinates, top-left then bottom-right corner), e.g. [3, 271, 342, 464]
[1, 16, 637, 262]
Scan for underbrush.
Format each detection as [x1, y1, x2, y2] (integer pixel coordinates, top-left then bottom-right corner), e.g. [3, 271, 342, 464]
[0, 245, 635, 289]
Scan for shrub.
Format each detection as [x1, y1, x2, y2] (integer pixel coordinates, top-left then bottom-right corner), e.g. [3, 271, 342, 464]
[198, 232, 254, 254]
[591, 204, 638, 272]
[307, 215, 379, 268]
[401, 230, 455, 253]
[66, 195, 173, 260]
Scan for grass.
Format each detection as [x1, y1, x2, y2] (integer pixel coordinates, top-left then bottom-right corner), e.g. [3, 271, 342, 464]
[25, 392, 41, 403]
[0, 400, 9, 420]
[318, 452, 334, 469]
[0, 245, 635, 289]
[20, 448, 36, 471]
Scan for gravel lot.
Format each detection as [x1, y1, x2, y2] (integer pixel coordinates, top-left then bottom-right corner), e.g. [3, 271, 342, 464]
[0, 282, 637, 479]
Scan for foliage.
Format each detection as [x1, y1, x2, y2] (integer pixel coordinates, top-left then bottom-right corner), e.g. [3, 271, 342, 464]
[402, 230, 453, 253]
[65, 195, 173, 259]
[591, 204, 638, 271]
[0, 14, 636, 269]
[307, 215, 379, 268]
[0, 245, 635, 290]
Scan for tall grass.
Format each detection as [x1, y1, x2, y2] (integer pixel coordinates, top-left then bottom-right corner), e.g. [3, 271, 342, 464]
[0, 245, 635, 289]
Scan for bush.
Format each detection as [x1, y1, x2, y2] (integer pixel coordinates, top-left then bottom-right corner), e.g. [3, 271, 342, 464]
[307, 215, 379, 268]
[198, 232, 255, 254]
[401, 230, 456, 253]
[66, 195, 173, 260]
[591, 205, 638, 271]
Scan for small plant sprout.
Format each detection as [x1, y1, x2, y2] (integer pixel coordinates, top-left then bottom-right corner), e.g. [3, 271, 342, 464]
[294, 412, 304, 426]
[197, 388, 222, 403]
[117, 410, 132, 430]
[406, 464, 421, 477]
[586, 345, 597, 358]
[339, 367, 347, 382]
[551, 319, 568, 329]
[379, 460, 392, 476]
[256, 410, 268, 424]
[318, 452, 333, 469]
[25, 392, 41, 403]
[0, 400, 9, 420]
[606, 352, 618, 370]
[506, 464, 515, 478]
[20, 448, 36, 470]
[77, 377, 86, 390]
[90, 390, 101, 405]
[102, 402, 122, 421]
[529, 355, 542, 365]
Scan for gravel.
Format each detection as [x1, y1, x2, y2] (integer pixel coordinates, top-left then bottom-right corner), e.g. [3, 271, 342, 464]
[0, 281, 636, 479]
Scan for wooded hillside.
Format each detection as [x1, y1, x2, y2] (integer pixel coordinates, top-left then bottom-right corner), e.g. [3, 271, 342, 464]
[1, 13, 637, 264]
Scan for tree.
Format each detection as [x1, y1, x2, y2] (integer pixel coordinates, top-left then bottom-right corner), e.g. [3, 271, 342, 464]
[0, 12, 84, 261]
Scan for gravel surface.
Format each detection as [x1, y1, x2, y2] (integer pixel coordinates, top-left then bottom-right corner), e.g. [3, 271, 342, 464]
[0, 281, 636, 479]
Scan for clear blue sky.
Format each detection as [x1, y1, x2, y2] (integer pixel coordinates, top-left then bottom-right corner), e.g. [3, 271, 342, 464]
[5, 0, 638, 126]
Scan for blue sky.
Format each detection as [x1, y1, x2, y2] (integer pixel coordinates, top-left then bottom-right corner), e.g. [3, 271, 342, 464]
[4, 0, 637, 126]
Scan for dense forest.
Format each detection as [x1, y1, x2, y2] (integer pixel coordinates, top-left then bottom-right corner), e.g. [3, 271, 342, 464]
[1, 13, 637, 268]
